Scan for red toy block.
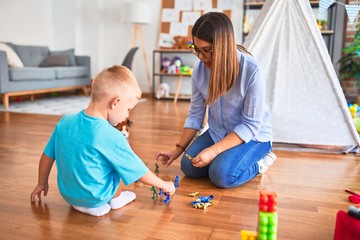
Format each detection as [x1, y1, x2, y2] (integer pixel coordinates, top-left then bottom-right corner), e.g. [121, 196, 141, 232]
[259, 190, 278, 212]
[334, 210, 360, 240]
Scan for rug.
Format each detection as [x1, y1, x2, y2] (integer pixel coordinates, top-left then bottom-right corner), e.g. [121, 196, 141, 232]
[0, 95, 91, 115]
[0, 95, 147, 116]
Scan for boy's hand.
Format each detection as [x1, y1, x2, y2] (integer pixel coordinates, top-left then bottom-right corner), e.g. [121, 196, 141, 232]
[162, 181, 176, 196]
[30, 184, 49, 202]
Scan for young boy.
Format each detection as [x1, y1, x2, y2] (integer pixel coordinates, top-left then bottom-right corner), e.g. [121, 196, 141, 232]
[30, 65, 176, 217]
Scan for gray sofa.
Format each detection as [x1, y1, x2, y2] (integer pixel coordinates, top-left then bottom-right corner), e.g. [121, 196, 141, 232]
[0, 42, 91, 109]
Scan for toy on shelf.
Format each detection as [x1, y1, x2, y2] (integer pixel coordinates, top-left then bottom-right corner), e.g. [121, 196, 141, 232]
[348, 103, 359, 118]
[161, 57, 171, 73]
[156, 82, 170, 99]
[172, 36, 190, 50]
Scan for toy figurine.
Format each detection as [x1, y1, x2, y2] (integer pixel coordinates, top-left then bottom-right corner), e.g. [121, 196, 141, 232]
[188, 192, 199, 197]
[155, 163, 160, 174]
[150, 186, 158, 199]
[161, 57, 171, 73]
[174, 175, 179, 188]
[191, 195, 214, 209]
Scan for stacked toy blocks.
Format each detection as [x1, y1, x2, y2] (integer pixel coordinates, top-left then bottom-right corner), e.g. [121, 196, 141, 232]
[240, 191, 278, 240]
[257, 191, 278, 240]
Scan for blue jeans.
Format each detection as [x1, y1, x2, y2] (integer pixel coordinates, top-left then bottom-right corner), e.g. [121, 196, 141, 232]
[180, 130, 271, 188]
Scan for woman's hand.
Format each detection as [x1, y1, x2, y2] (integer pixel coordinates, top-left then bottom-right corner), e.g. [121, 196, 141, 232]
[190, 147, 217, 168]
[155, 148, 183, 167]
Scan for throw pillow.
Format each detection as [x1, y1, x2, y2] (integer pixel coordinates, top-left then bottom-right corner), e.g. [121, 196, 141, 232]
[0, 43, 24, 68]
[39, 54, 69, 67]
[50, 48, 76, 66]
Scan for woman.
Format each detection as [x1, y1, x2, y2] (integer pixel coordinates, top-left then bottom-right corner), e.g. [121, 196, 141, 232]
[155, 12, 276, 188]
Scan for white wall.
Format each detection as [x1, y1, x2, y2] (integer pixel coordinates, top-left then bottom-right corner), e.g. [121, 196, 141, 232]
[0, 0, 244, 93]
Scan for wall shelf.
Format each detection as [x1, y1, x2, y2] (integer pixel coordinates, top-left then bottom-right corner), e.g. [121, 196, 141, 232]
[152, 49, 196, 103]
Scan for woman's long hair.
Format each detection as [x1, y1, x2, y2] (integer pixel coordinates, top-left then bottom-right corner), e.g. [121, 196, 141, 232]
[192, 12, 249, 105]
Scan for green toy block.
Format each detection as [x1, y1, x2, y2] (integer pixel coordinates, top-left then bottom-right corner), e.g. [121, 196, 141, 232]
[257, 211, 278, 240]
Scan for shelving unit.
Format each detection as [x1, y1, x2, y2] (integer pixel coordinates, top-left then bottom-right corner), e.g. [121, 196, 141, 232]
[242, 0, 338, 61]
[152, 49, 197, 103]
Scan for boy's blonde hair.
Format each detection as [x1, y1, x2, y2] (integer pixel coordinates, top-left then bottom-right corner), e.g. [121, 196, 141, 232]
[91, 65, 141, 102]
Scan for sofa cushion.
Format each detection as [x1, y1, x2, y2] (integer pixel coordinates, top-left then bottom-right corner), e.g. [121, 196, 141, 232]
[0, 43, 24, 68]
[55, 66, 88, 79]
[14, 44, 49, 67]
[50, 49, 76, 66]
[40, 54, 69, 67]
[9, 67, 56, 81]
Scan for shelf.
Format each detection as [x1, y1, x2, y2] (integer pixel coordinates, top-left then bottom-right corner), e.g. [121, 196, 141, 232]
[154, 93, 191, 101]
[321, 30, 334, 35]
[243, 29, 334, 36]
[244, 2, 264, 9]
[153, 49, 196, 103]
[154, 73, 192, 77]
[244, 1, 321, 8]
[153, 49, 192, 54]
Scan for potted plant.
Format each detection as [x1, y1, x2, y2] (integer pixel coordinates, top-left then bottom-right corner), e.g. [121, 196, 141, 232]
[338, 24, 360, 103]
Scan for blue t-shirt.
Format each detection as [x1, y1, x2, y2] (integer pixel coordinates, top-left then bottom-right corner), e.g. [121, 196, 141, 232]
[44, 111, 149, 208]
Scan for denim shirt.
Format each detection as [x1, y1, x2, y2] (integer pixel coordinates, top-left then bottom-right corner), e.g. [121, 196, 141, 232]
[184, 50, 272, 143]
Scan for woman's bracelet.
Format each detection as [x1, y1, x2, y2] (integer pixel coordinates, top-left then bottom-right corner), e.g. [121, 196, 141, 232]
[176, 143, 186, 152]
[210, 145, 218, 156]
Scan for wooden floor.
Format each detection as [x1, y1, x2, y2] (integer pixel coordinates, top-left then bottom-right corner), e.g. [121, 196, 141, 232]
[0, 98, 359, 240]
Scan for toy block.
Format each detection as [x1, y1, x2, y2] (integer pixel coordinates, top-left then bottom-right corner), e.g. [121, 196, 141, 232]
[240, 230, 257, 240]
[257, 211, 278, 240]
[334, 210, 360, 240]
[259, 191, 277, 212]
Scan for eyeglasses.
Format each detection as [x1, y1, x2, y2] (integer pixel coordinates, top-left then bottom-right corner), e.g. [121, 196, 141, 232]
[189, 43, 213, 58]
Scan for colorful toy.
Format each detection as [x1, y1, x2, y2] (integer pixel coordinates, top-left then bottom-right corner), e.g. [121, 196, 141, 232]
[188, 192, 199, 197]
[334, 209, 360, 240]
[159, 189, 170, 204]
[349, 103, 359, 118]
[259, 190, 278, 212]
[191, 195, 214, 209]
[157, 175, 179, 205]
[149, 186, 158, 199]
[174, 175, 179, 188]
[156, 82, 170, 99]
[185, 154, 194, 161]
[240, 190, 278, 240]
[240, 230, 257, 240]
[155, 163, 160, 174]
[172, 35, 190, 50]
[348, 206, 360, 220]
[161, 56, 171, 73]
[345, 189, 360, 204]
[257, 191, 278, 240]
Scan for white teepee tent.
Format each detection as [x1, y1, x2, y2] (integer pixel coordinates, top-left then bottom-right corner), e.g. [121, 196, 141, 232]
[243, 0, 360, 153]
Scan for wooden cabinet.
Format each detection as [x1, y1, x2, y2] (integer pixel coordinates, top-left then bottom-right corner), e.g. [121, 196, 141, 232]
[152, 49, 197, 103]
